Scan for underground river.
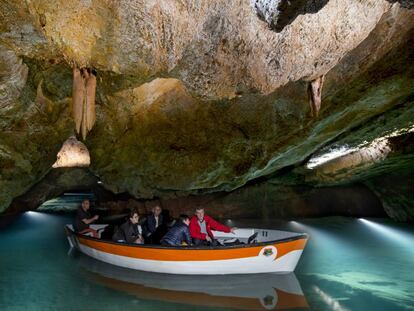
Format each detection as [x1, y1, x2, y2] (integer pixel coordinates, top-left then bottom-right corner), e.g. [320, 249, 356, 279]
[1, 210, 413, 311]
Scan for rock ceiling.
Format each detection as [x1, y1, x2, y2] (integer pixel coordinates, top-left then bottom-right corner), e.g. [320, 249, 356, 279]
[0, 0, 413, 220]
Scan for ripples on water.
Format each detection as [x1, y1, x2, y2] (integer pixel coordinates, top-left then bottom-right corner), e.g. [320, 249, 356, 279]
[1, 212, 413, 311]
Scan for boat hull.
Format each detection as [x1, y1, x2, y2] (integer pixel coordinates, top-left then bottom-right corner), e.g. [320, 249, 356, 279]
[66, 226, 307, 275]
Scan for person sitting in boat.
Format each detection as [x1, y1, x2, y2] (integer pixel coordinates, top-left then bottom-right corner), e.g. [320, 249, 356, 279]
[144, 204, 165, 244]
[189, 207, 236, 246]
[74, 199, 99, 238]
[160, 214, 192, 246]
[112, 209, 144, 244]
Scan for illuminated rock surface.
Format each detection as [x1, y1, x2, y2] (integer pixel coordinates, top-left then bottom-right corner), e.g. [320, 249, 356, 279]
[52, 136, 90, 168]
[0, 1, 413, 220]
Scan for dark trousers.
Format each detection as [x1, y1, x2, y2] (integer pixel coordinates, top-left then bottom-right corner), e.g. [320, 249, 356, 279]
[192, 238, 218, 247]
[146, 226, 167, 244]
[161, 240, 170, 246]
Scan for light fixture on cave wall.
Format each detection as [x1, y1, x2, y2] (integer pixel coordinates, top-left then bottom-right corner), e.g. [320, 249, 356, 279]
[52, 136, 90, 168]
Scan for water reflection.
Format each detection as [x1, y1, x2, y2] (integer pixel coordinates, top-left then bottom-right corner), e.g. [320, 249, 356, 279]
[76, 254, 309, 311]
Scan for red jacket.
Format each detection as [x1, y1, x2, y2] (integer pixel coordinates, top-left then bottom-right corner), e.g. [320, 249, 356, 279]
[189, 215, 231, 240]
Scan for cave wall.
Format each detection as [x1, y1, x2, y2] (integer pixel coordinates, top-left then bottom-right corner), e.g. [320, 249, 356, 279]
[0, 1, 413, 220]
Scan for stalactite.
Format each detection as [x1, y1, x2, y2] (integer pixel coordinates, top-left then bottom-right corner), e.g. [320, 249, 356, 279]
[71, 67, 97, 140]
[72, 67, 84, 134]
[307, 75, 325, 118]
[81, 68, 89, 140]
[85, 69, 97, 132]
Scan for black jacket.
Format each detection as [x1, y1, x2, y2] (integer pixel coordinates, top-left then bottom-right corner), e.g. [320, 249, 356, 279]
[146, 214, 163, 235]
[112, 220, 141, 243]
[74, 207, 91, 232]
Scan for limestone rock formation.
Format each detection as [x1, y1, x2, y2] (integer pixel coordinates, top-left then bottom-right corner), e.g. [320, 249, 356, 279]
[252, 0, 329, 32]
[307, 75, 324, 118]
[52, 136, 90, 168]
[72, 67, 97, 139]
[0, 1, 414, 221]
[366, 171, 414, 222]
[307, 138, 392, 180]
[6, 168, 101, 214]
[0, 0, 397, 98]
[0, 46, 28, 110]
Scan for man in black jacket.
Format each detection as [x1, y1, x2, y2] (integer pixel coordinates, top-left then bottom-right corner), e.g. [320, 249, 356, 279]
[144, 204, 166, 244]
[112, 209, 143, 244]
[74, 199, 99, 237]
[161, 215, 191, 246]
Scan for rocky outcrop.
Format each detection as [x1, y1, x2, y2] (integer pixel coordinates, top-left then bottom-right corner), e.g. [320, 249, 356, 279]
[0, 46, 28, 109]
[52, 136, 90, 168]
[304, 131, 414, 184]
[252, 0, 329, 32]
[0, 56, 74, 212]
[6, 168, 108, 214]
[365, 170, 414, 222]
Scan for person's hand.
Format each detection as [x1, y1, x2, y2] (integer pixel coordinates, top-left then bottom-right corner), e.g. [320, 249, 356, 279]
[93, 215, 99, 221]
[205, 235, 212, 242]
[230, 227, 238, 234]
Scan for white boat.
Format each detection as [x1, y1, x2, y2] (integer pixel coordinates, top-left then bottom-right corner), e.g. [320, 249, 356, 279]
[65, 224, 308, 275]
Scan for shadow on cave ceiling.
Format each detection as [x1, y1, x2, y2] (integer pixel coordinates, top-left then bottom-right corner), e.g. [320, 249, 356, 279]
[253, 0, 329, 32]
[253, 0, 413, 33]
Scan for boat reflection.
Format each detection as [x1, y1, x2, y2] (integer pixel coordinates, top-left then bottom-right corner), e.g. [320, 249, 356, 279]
[76, 254, 309, 310]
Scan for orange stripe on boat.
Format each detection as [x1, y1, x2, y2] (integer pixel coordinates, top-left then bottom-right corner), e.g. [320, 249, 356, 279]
[275, 238, 307, 259]
[78, 236, 307, 261]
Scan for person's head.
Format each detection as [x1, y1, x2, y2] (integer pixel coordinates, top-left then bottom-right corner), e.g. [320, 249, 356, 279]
[129, 209, 139, 225]
[195, 207, 204, 222]
[152, 205, 162, 217]
[81, 199, 90, 211]
[179, 214, 190, 226]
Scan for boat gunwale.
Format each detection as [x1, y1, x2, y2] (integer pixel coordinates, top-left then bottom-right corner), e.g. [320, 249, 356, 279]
[65, 225, 308, 251]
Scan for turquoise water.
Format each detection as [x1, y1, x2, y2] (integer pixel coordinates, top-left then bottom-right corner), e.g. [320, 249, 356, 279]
[1, 212, 413, 311]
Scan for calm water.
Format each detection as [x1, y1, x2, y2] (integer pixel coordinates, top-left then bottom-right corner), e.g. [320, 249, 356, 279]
[1, 212, 413, 311]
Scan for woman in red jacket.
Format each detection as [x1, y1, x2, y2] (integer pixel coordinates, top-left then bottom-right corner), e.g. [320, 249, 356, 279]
[189, 207, 236, 246]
